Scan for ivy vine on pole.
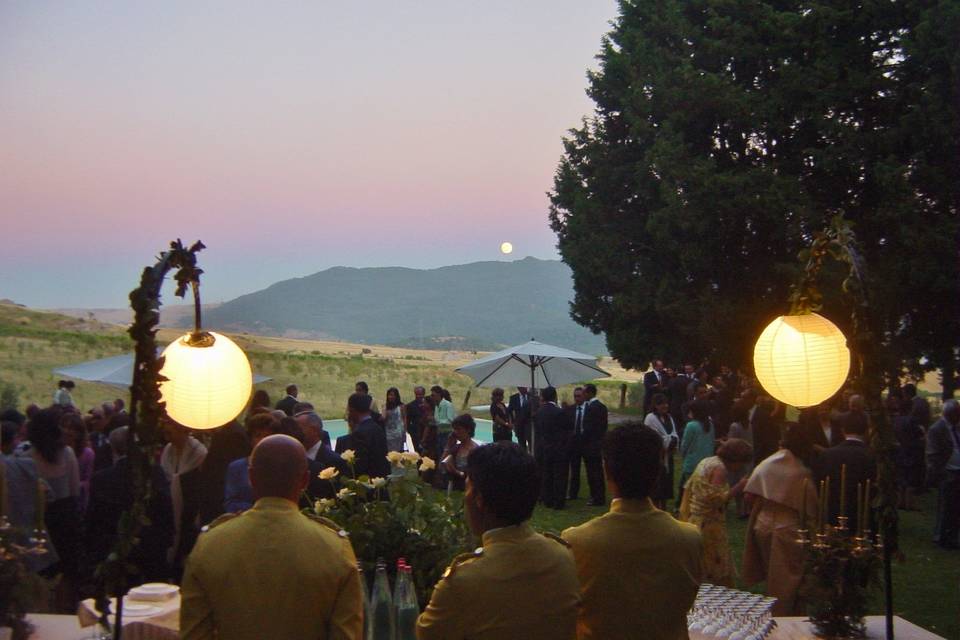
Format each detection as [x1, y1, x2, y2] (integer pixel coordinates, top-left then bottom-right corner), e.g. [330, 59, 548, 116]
[94, 240, 205, 640]
[789, 215, 897, 639]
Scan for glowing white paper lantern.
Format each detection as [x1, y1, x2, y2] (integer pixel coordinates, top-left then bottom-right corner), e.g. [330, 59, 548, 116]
[753, 313, 850, 408]
[159, 331, 252, 429]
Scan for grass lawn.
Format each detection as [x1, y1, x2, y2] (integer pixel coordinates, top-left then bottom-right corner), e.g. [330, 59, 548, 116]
[528, 459, 959, 639]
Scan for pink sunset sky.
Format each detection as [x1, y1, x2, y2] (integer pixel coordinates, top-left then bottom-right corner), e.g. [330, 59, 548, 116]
[0, 1, 617, 308]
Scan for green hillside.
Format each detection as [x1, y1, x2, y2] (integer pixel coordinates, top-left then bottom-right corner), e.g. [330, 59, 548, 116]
[199, 257, 608, 354]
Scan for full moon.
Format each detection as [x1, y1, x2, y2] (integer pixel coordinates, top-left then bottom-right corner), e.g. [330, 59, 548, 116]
[500, 241, 513, 255]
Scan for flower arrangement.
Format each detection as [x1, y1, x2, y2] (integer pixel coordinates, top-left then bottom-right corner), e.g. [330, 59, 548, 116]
[308, 450, 472, 606]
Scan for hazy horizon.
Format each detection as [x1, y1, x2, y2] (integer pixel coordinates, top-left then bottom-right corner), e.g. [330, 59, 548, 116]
[0, 1, 617, 308]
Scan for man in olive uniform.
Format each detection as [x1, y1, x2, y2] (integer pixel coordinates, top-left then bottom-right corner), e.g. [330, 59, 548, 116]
[417, 442, 580, 639]
[180, 435, 363, 640]
[562, 423, 702, 640]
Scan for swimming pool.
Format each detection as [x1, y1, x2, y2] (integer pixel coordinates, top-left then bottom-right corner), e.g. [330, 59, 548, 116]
[321, 418, 494, 444]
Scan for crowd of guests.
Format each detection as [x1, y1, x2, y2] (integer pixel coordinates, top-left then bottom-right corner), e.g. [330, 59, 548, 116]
[1, 366, 957, 638]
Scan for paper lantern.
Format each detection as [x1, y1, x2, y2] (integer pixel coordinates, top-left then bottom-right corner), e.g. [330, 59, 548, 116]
[159, 331, 252, 429]
[753, 313, 850, 408]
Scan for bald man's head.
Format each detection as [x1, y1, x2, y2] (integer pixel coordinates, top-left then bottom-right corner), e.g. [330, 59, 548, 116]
[249, 434, 309, 503]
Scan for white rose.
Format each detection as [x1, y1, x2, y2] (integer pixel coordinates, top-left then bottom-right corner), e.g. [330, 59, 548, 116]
[401, 451, 421, 465]
[370, 477, 387, 489]
[341, 449, 356, 463]
[337, 487, 354, 500]
[419, 457, 436, 471]
[387, 451, 405, 464]
[314, 498, 335, 513]
[318, 467, 340, 480]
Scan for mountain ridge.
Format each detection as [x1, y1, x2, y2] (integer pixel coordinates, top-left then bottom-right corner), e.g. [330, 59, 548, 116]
[201, 257, 606, 354]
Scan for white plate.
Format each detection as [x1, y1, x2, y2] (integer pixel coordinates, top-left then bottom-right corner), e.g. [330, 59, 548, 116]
[128, 583, 179, 601]
[122, 603, 159, 617]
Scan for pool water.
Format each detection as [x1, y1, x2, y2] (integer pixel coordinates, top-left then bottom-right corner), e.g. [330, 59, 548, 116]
[321, 418, 494, 444]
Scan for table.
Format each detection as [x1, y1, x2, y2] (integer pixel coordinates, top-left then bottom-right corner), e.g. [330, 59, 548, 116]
[27, 612, 177, 640]
[687, 616, 945, 640]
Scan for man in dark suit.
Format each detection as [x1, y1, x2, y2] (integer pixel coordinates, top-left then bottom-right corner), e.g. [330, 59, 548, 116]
[295, 411, 332, 458]
[669, 365, 694, 433]
[751, 396, 780, 464]
[405, 386, 429, 452]
[814, 404, 877, 527]
[275, 384, 299, 416]
[566, 387, 587, 500]
[346, 393, 390, 479]
[533, 386, 572, 509]
[508, 387, 536, 451]
[926, 399, 960, 549]
[581, 383, 608, 506]
[643, 360, 668, 414]
[801, 402, 844, 455]
[86, 427, 174, 582]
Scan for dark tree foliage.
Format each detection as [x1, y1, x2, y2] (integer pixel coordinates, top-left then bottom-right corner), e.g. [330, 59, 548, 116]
[549, 0, 959, 384]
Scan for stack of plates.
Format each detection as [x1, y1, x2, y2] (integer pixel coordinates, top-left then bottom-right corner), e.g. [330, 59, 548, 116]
[128, 583, 179, 602]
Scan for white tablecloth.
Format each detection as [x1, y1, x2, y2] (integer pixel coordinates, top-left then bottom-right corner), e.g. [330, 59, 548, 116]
[73, 593, 179, 640]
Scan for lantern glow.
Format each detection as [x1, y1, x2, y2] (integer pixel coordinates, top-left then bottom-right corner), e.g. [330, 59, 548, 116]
[159, 331, 252, 429]
[753, 313, 850, 408]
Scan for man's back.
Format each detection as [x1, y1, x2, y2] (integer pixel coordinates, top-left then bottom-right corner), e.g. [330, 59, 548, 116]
[562, 498, 702, 640]
[180, 497, 362, 640]
[352, 417, 390, 478]
[417, 524, 579, 639]
[534, 402, 570, 461]
[814, 440, 876, 524]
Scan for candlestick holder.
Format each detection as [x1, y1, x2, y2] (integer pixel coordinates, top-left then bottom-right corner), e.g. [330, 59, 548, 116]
[801, 515, 881, 638]
[795, 528, 810, 546]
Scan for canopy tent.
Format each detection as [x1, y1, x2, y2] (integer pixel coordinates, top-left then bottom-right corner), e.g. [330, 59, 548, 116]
[54, 351, 271, 389]
[455, 339, 610, 389]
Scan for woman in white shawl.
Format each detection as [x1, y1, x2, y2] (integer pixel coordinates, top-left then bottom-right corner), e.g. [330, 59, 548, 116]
[643, 393, 679, 510]
[161, 420, 207, 570]
[742, 422, 818, 616]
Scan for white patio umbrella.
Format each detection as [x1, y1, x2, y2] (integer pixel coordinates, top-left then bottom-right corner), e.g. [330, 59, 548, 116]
[454, 339, 610, 389]
[54, 351, 271, 389]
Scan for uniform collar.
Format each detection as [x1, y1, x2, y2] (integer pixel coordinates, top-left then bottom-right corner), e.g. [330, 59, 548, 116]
[481, 522, 534, 547]
[252, 496, 300, 512]
[610, 497, 655, 514]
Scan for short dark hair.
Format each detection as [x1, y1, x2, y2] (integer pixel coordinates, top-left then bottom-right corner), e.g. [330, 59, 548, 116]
[651, 393, 668, 406]
[716, 438, 753, 464]
[452, 414, 476, 436]
[841, 410, 868, 436]
[276, 416, 305, 444]
[430, 385, 443, 395]
[601, 423, 662, 499]
[1, 421, 19, 449]
[901, 383, 917, 399]
[466, 442, 539, 525]
[347, 392, 372, 413]
[780, 422, 813, 467]
[245, 413, 278, 438]
[540, 386, 557, 403]
[355, 381, 369, 393]
[583, 384, 598, 396]
[285, 384, 298, 395]
[292, 401, 314, 415]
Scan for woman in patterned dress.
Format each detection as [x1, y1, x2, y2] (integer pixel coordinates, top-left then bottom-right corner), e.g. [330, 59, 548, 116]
[679, 438, 753, 585]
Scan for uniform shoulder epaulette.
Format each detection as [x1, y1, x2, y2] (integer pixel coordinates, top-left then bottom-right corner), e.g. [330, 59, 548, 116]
[442, 547, 484, 579]
[542, 531, 572, 548]
[201, 512, 240, 533]
[305, 513, 350, 539]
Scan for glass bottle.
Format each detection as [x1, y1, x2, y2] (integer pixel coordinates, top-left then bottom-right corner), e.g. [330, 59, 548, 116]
[395, 564, 420, 640]
[368, 558, 395, 640]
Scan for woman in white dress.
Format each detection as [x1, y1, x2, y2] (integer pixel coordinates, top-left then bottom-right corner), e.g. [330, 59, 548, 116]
[643, 393, 678, 510]
[383, 387, 408, 453]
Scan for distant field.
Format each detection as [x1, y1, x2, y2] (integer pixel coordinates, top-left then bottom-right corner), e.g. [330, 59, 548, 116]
[0, 303, 640, 417]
